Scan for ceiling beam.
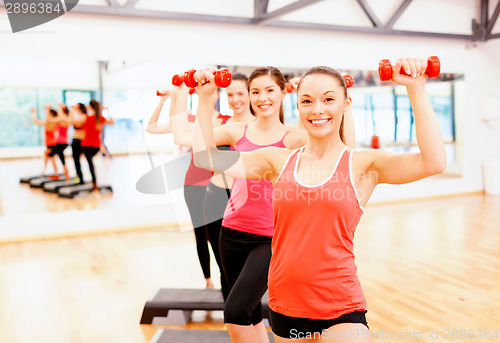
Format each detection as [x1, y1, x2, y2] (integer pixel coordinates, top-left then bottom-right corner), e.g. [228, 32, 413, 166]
[355, 0, 382, 27]
[266, 20, 474, 40]
[261, 0, 270, 14]
[478, 0, 489, 40]
[256, 0, 324, 25]
[385, 0, 413, 28]
[125, 0, 139, 9]
[105, 0, 121, 8]
[487, 0, 500, 34]
[254, 0, 263, 21]
[0, 0, 498, 41]
[67, 5, 254, 25]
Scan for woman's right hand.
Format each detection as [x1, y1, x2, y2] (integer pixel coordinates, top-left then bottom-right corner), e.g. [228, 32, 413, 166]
[157, 89, 171, 101]
[194, 68, 218, 97]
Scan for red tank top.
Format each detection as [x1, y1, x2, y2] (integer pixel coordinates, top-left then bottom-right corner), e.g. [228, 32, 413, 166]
[184, 113, 232, 186]
[82, 115, 106, 148]
[56, 125, 68, 144]
[45, 129, 56, 147]
[268, 147, 366, 319]
[221, 124, 288, 237]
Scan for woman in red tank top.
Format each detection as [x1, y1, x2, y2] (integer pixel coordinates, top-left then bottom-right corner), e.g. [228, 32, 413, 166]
[73, 100, 114, 191]
[46, 103, 71, 179]
[31, 104, 60, 176]
[192, 58, 446, 342]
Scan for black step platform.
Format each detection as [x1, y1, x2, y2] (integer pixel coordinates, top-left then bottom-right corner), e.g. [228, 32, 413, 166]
[140, 288, 269, 325]
[58, 184, 113, 198]
[151, 329, 275, 343]
[43, 180, 80, 193]
[20, 174, 62, 184]
[29, 176, 66, 189]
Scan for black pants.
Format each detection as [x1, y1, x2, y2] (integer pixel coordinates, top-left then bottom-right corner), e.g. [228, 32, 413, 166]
[269, 309, 369, 339]
[82, 146, 100, 187]
[48, 144, 68, 165]
[72, 139, 84, 183]
[220, 226, 272, 326]
[184, 185, 211, 279]
[203, 182, 231, 300]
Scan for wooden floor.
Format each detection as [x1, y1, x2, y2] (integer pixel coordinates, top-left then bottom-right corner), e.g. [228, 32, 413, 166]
[0, 193, 498, 343]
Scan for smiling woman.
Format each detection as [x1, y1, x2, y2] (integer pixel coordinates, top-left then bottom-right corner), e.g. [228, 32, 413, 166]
[192, 58, 447, 342]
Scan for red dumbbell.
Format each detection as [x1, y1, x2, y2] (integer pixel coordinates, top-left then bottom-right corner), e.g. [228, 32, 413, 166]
[172, 74, 184, 87]
[378, 56, 440, 82]
[183, 68, 232, 88]
[285, 82, 293, 93]
[343, 74, 354, 88]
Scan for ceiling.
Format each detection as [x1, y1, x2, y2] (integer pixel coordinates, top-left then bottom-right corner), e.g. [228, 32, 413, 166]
[1, 0, 500, 41]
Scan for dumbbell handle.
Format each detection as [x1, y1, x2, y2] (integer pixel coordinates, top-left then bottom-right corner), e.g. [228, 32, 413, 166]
[183, 68, 232, 88]
[378, 56, 440, 81]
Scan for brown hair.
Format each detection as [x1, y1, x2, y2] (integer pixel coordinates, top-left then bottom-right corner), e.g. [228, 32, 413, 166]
[247, 66, 285, 124]
[89, 99, 102, 126]
[61, 105, 69, 116]
[297, 66, 347, 143]
[77, 103, 87, 114]
[232, 73, 248, 83]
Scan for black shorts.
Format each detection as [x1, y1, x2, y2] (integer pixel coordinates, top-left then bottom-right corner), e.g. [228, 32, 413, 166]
[269, 308, 368, 339]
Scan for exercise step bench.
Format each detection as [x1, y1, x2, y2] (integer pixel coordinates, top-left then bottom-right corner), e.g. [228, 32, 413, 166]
[58, 184, 113, 198]
[43, 179, 80, 193]
[151, 329, 275, 343]
[20, 174, 62, 184]
[30, 176, 66, 189]
[140, 288, 269, 325]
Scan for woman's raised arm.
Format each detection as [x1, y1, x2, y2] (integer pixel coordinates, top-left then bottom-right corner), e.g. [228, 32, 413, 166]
[192, 69, 286, 181]
[371, 57, 447, 185]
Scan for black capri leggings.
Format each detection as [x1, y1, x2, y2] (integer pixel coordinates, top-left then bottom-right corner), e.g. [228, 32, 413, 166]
[72, 139, 84, 183]
[220, 226, 272, 326]
[48, 144, 68, 165]
[203, 181, 231, 300]
[82, 146, 100, 187]
[184, 185, 211, 280]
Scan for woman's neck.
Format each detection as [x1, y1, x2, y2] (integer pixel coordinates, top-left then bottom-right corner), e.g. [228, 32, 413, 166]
[254, 113, 283, 131]
[231, 110, 254, 123]
[305, 134, 345, 159]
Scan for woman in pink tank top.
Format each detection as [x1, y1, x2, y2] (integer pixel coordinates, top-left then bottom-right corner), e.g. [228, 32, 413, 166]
[173, 67, 308, 342]
[193, 58, 446, 342]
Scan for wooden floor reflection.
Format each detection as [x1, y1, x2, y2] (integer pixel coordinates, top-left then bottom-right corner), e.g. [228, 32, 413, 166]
[0, 194, 498, 342]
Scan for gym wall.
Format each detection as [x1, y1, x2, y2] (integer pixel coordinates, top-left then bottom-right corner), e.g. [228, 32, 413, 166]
[1, 6, 499, 201]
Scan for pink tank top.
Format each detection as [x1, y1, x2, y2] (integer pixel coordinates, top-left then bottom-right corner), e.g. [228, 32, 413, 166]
[269, 147, 366, 319]
[56, 125, 68, 144]
[221, 124, 288, 237]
